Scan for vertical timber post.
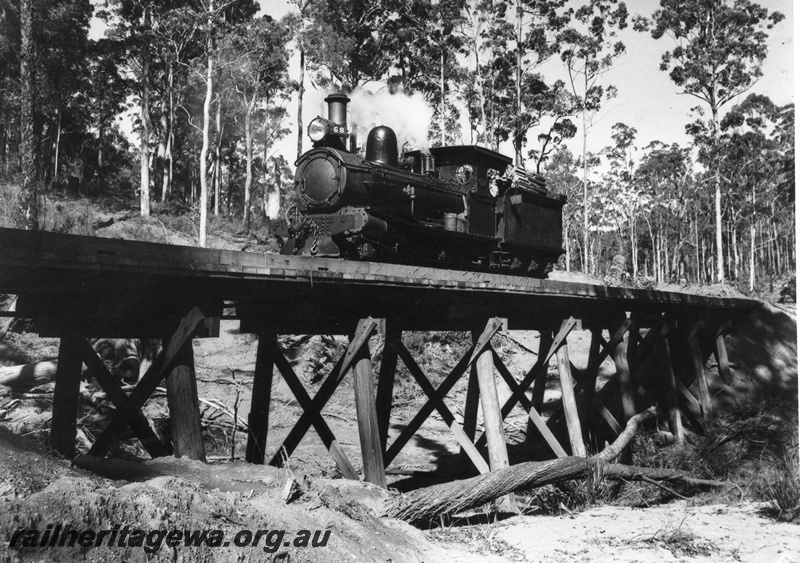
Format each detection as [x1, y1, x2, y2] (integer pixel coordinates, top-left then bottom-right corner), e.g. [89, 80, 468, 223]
[530, 331, 555, 414]
[473, 320, 516, 512]
[688, 322, 713, 419]
[659, 334, 686, 446]
[375, 321, 399, 454]
[614, 327, 637, 424]
[246, 330, 276, 464]
[460, 342, 481, 466]
[51, 332, 84, 458]
[585, 327, 602, 394]
[164, 333, 206, 461]
[715, 322, 733, 386]
[556, 331, 587, 457]
[352, 318, 386, 488]
[525, 331, 555, 454]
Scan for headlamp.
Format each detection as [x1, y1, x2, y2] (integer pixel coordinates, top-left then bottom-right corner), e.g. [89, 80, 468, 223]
[307, 117, 330, 142]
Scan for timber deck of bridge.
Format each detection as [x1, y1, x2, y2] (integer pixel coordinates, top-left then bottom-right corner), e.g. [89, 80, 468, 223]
[0, 227, 757, 335]
[0, 227, 762, 490]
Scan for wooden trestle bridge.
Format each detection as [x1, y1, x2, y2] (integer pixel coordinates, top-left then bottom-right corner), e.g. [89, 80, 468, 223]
[0, 227, 759, 488]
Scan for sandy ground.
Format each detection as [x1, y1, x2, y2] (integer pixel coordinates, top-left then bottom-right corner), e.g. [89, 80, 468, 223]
[495, 502, 800, 563]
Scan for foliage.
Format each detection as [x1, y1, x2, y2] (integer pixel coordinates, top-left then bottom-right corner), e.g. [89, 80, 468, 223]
[641, 0, 786, 284]
[642, 0, 784, 119]
[301, 0, 395, 88]
[220, 14, 293, 232]
[629, 396, 799, 520]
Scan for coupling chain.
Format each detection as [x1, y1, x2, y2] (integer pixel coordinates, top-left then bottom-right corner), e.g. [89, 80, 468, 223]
[303, 217, 319, 255]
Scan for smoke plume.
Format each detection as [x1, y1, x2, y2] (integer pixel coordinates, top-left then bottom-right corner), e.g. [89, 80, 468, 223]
[347, 89, 434, 153]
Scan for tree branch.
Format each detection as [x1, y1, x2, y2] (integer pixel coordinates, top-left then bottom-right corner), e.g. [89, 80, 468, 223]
[382, 407, 722, 525]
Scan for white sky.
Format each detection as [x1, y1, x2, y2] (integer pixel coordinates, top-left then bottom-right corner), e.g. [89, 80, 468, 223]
[259, 0, 795, 166]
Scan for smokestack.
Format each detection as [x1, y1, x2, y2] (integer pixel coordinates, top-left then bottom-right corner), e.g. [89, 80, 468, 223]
[325, 93, 349, 127]
[324, 92, 350, 151]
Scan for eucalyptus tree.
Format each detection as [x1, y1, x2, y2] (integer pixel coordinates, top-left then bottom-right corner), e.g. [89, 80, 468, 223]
[526, 79, 578, 173]
[718, 94, 794, 288]
[287, 0, 309, 160]
[559, 0, 628, 274]
[457, 0, 494, 146]
[84, 39, 133, 195]
[9, 0, 93, 225]
[500, 0, 572, 166]
[221, 15, 292, 233]
[190, 0, 258, 245]
[302, 0, 395, 89]
[32, 0, 93, 189]
[19, 0, 37, 228]
[543, 146, 580, 271]
[636, 141, 695, 284]
[640, 0, 785, 283]
[386, 0, 466, 146]
[601, 122, 640, 277]
[150, 3, 203, 203]
[101, 0, 157, 216]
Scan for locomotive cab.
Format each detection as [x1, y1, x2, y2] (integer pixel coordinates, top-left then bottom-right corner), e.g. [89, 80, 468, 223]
[407, 146, 509, 238]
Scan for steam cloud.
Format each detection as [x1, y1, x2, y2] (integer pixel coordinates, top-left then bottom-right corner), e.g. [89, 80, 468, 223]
[347, 89, 434, 153]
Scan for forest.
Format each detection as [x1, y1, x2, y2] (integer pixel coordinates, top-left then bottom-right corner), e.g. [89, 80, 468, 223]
[0, 0, 794, 290]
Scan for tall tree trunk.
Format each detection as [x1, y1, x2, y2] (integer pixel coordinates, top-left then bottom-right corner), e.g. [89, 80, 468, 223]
[725, 221, 732, 282]
[581, 81, 589, 274]
[156, 110, 167, 199]
[52, 108, 62, 187]
[656, 228, 663, 284]
[514, 1, 522, 166]
[630, 212, 637, 279]
[20, 0, 37, 229]
[440, 49, 446, 147]
[671, 231, 682, 282]
[296, 47, 305, 160]
[199, 3, 214, 248]
[162, 62, 174, 203]
[472, 13, 488, 147]
[226, 147, 233, 216]
[749, 222, 756, 291]
[139, 5, 152, 218]
[733, 223, 740, 282]
[711, 105, 724, 284]
[243, 97, 254, 233]
[694, 212, 700, 283]
[97, 122, 104, 196]
[772, 224, 780, 276]
[214, 92, 222, 216]
[157, 62, 170, 202]
[263, 102, 273, 218]
[0, 109, 6, 176]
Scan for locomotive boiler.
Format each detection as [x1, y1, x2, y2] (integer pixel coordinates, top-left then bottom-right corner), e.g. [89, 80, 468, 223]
[269, 92, 566, 278]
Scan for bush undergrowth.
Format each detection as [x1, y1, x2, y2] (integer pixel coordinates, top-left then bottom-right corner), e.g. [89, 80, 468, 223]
[629, 397, 800, 521]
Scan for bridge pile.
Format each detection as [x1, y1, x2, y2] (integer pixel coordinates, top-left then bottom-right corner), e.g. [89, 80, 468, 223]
[0, 227, 758, 492]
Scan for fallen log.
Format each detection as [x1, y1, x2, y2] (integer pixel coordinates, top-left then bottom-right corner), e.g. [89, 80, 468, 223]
[0, 361, 61, 391]
[382, 407, 722, 525]
[0, 295, 17, 341]
[1, 339, 142, 393]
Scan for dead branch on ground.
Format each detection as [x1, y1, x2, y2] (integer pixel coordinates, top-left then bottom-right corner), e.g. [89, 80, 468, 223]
[381, 407, 723, 525]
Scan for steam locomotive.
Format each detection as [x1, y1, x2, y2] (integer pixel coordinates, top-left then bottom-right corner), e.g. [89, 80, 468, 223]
[269, 93, 566, 278]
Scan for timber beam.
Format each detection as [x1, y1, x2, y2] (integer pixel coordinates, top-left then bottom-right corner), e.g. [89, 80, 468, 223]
[88, 307, 206, 457]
